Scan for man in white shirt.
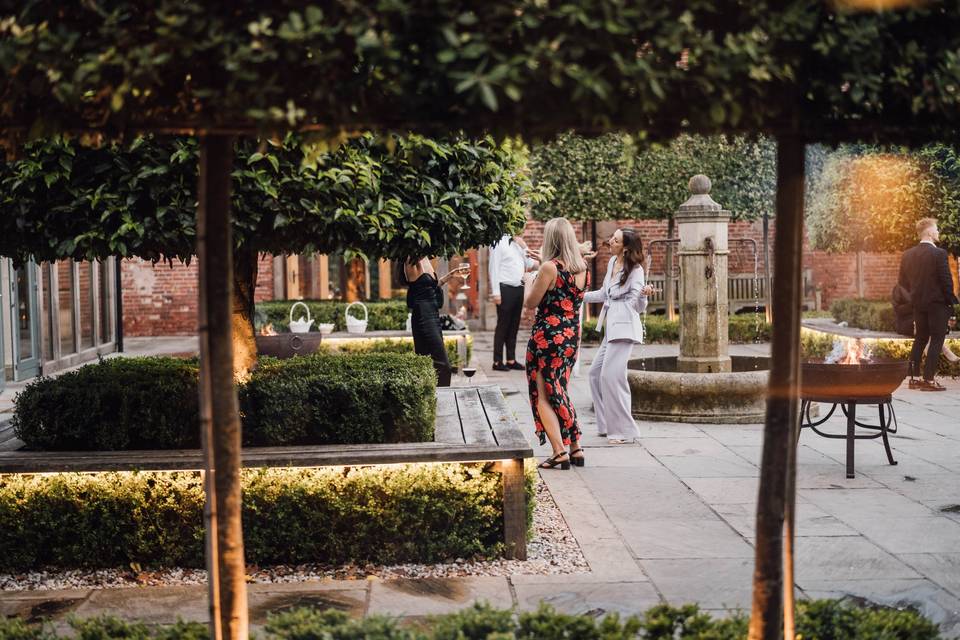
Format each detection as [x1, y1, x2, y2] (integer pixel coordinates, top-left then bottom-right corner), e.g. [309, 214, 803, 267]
[489, 230, 538, 371]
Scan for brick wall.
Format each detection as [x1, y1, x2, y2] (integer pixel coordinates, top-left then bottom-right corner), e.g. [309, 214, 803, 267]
[121, 255, 275, 336]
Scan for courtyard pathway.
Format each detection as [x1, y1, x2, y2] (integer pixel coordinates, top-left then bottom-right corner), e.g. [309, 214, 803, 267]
[2, 331, 958, 636]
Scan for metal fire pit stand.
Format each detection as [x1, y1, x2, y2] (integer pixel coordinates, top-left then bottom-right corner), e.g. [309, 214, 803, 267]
[799, 395, 899, 479]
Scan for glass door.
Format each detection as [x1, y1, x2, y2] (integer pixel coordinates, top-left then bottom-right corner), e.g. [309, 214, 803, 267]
[10, 262, 41, 380]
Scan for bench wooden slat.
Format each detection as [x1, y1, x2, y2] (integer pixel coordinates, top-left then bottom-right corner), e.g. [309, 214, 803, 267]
[434, 389, 465, 444]
[0, 441, 532, 474]
[477, 387, 530, 449]
[456, 388, 498, 446]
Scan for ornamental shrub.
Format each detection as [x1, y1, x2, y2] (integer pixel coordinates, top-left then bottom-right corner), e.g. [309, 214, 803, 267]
[582, 315, 769, 344]
[11, 357, 200, 451]
[241, 354, 436, 445]
[14, 353, 436, 451]
[316, 335, 473, 371]
[3, 601, 940, 640]
[831, 298, 960, 334]
[0, 463, 535, 571]
[800, 328, 960, 377]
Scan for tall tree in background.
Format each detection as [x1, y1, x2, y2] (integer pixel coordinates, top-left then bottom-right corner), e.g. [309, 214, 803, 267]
[530, 132, 776, 221]
[806, 145, 959, 297]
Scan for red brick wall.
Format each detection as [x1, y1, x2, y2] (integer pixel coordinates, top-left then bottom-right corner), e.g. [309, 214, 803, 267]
[121, 256, 275, 336]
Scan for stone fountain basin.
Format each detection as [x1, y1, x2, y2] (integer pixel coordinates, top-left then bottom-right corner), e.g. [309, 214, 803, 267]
[627, 355, 770, 424]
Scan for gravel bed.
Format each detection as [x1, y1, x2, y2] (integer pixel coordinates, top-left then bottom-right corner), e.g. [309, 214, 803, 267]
[0, 478, 587, 592]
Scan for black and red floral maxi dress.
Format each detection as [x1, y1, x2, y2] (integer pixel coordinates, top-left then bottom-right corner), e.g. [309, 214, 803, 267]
[526, 260, 588, 446]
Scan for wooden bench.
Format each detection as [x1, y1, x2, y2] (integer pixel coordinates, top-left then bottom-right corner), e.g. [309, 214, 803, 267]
[0, 385, 533, 559]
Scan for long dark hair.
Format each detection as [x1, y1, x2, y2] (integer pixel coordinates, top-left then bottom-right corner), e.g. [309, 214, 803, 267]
[619, 228, 645, 285]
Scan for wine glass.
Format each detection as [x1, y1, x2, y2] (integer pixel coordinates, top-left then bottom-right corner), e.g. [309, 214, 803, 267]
[462, 361, 477, 379]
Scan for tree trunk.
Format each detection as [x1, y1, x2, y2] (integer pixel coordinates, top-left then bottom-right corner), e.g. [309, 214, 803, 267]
[233, 247, 259, 378]
[344, 256, 367, 302]
[749, 135, 805, 640]
[197, 134, 248, 640]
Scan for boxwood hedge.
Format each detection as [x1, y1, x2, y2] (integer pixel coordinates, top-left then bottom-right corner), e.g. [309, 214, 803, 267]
[582, 315, 771, 344]
[13, 353, 436, 451]
[801, 328, 960, 378]
[0, 463, 535, 571]
[830, 298, 960, 334]
[0, 600, 942, 640]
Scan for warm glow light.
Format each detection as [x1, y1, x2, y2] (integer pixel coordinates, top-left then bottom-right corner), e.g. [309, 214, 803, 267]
[833, 0, 927, 9]
[827, 338, 870, 365]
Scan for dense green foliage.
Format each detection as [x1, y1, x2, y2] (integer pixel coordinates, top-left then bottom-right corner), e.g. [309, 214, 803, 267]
[801, 329, 960, 378]
[0, 134, 541, 266]
[807, 148, 940, 254]
[583, 315, 770, 344]
[830, 298, 899, 333]
[240, 354, 436, 445]
[5, 3, 960, 143]
[14, 354, 436, 450]
[806, 144, 960, 255]
[531, 133, 776, 221]
[11, 357, 201, 450]
[316, 336, 473, 371]
[830, 298, 960, 333]
[256, 300, 409, 333]
[0, 600, 943, 640]
[0, 464, 535, 570]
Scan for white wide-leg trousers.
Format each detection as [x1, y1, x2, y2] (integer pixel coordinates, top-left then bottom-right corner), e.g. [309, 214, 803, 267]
[588, 337, 640, 441]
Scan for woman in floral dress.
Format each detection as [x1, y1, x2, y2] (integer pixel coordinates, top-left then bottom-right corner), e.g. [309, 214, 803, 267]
[522, 217, 589, 470]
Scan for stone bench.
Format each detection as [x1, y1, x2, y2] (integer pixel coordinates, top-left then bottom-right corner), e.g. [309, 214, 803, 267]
[0, 385, 533, 559]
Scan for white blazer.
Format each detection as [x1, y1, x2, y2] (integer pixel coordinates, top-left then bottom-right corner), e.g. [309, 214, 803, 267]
[584, 257, 647, 343]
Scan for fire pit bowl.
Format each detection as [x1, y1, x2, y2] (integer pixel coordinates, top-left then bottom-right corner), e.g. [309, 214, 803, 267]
[801, 358, 910, 403]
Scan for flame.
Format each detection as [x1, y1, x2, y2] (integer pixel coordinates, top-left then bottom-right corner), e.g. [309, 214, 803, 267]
[826, 338, 870, 365]
[259, 323, 277, 336]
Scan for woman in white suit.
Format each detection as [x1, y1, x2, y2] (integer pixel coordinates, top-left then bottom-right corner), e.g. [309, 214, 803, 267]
[584, 228, 653, 444]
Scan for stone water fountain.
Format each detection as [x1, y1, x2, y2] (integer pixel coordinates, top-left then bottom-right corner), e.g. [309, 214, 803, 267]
[628, 175, 770, 423]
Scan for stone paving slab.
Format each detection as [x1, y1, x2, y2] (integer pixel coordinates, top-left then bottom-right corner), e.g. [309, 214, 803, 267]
[794, 536, 921, 583]
[639, 558, 753, 610]
[513, 580, 661, 616]
[367, 577, 512, 617]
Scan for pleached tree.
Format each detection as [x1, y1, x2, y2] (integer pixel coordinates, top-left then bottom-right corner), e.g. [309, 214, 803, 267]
[0, 133, 539, 376]
[5, 2, 960, 639]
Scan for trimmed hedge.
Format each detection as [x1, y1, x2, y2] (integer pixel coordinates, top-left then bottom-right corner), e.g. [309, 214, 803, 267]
[241, 354, 436, 445]
[0, 463, 536, 571]
[318, 335, 473, 370]
[582, 315, 771, 344]
[831, 297, 960, 333]
[13, 353, 436, 451]
[801, 328, 960, 377]
[0, 600, 943, 640]
[255, 300, 409, 333]
[10, 357, 201, 451]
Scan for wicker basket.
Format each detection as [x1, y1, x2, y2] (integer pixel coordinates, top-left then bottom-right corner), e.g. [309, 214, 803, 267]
[345, 301, 368, 334]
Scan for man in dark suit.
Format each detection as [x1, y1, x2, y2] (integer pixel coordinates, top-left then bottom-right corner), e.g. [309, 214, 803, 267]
[897, 217, 959, 391]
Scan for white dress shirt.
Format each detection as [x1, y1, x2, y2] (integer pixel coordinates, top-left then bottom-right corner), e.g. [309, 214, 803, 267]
[489, 235, 535, 296]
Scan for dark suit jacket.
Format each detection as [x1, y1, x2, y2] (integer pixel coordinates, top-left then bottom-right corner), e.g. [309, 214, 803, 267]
[897, 242, 959, 311]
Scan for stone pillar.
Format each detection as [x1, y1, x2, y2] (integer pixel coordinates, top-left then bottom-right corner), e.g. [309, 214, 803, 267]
[676, 175, 731, 373]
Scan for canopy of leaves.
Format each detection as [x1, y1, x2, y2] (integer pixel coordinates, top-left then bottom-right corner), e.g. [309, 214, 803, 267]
[806, 144, 960, 255]
[3, 3, 960, 143]
[530, 133, 775, 221]
[0, 134, 544, 264]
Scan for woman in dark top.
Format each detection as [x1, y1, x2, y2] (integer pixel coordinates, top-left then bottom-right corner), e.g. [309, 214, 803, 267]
[404, 258, 469, 387]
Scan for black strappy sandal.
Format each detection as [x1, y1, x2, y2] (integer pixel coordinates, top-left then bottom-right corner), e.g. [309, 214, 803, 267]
[569, 447, 585, 467]
[539, 452, 570, 470]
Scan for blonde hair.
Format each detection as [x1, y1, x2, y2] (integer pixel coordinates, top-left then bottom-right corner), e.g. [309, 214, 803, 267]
[541, 217, 587, 274]
[916, 217, 937, 238]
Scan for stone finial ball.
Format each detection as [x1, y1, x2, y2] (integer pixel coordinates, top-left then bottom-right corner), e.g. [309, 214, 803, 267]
[689, 175, 712, 195]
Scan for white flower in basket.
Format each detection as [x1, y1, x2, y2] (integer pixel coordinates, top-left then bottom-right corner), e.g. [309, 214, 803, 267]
[345, 301, 369, 334]
[288, 301, 315, 334]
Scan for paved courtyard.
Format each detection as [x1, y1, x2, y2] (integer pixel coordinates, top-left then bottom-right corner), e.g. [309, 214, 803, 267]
[2, 331, 959, 636]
